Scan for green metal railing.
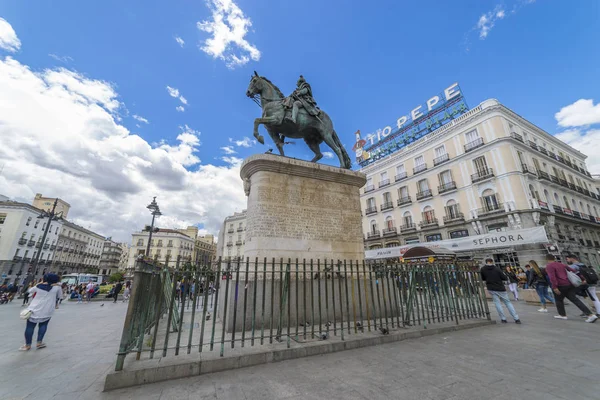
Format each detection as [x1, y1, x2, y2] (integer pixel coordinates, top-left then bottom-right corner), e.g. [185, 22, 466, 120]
[114, 257, 490, 371]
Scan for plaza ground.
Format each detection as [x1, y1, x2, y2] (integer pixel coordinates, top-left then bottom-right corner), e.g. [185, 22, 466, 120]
[0, 296, 599, 399]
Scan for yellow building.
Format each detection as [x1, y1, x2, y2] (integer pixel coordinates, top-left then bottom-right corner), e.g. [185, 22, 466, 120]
[33, 193, 71, 219]
[360, 98, 600, 267]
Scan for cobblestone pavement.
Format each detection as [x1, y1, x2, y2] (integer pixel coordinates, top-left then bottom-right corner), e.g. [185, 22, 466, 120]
[1, 298, 599, 399]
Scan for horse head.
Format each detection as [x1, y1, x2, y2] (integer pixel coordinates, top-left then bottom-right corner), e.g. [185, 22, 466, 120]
[246, 72, 285, 102]
[246, 71, 262, 98]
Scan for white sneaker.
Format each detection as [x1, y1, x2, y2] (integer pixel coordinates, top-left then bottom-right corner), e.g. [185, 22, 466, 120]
[554, 315, 568, 320]
[538, 308, 548, 313]
[585, 315, 598, 323]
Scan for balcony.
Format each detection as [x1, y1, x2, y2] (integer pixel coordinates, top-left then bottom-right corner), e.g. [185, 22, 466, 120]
[579, 239, 586, 246]
[443, 212, 465, 224]
[416, 189, 433, 201]
[536, 170, 550, 181]
[550, 175, 559, 184]
[397, 196, 412, 206]
[595, 241, 600, 248]
[379, 179, 390, 188]
[27, 240, 35, 247]
[478, 203, 504, 216]
[586, 239, 593, 247]
[537, 200, 550, 211]
[13, 255, 22, 261]
[395, 172, 407, 182]
[438, 181, 457, 194]
[521, 164, 536, 175]
[167, 243, 173, 247]
[50, 245, 56, 250]
[575, 185, 584, 194]
[471, 168, 494, 183]
[433, 153, 450, 166]
[400, 223, 416, 231]
[538, 148, 548, 156]
[227, 229, 234, 234]
[382, 227, 397, 237]
[572, 211, 582, 219]
[23, 257, 31, 263]
[510, 132, 523, 142]
[367, 231, 381, 239]
[419, 218, 439, 228]
[413, 164, 428, 175]
[380, 201, 394, 211]
[43, 244, 49, 250]
[237, 227, 244, 232]
[156, 243, 163, 247]
[56, 246, 63, 251]
[364, 185, 375, 193]
[235, 240, 243, 245]
[365, 206, 378, 215]
[464, 137, 484, 153]
[553, 205, 564, 214]
[18, 238, 27, 245]
[528, 141, 538, 150]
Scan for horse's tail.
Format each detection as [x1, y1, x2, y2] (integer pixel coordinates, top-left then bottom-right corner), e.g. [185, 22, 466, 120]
[332, 130, 352, 169]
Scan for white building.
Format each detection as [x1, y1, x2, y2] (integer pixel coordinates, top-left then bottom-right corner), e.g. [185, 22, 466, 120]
[127, 228, 195, 271]
[0, 201, 64, 284]
[358, 98, 600, 268]
[52, 220, 105, 275]
[216, 210, 247, 260]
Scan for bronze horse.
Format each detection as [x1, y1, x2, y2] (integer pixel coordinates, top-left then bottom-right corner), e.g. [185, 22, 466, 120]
[246, 72, 351, 169]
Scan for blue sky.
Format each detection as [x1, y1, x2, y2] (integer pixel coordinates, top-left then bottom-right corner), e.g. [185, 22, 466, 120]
[1, 0, 599, 240]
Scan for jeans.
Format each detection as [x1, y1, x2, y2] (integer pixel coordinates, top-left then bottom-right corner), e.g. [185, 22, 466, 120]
[24, 319, 50, 345]
[508, 283, 519, 300]
[554, 285, 592, 316]
[489, 290, 519, 321]
[535, 284, 554, 306]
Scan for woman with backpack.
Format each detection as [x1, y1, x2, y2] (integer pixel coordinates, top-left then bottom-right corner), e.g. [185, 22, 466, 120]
[527, 261, 555, 312]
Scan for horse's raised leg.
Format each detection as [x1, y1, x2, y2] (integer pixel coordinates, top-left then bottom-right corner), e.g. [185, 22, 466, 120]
[253, 118, 265, 145]
[305, 139, 323, 163]
[321, 131, 345, 168]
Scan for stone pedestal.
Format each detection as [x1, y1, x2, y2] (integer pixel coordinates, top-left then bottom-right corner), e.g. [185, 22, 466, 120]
[240, 154, 367, 263]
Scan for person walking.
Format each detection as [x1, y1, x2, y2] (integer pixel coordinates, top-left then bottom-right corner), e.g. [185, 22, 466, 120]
[86, 281, 95, 303]
[481, 258, 521, 324]
[527, 260, 554, 312]
[122, 281, 131, 302]
[113, 281, 123, 303]
[504, 266, 520, 301]
[545, 254, 598, 323]
[19, 274, 63, 351]
[524, 265, 532, 289]
[22, 282, 33, 306]
[565, 254, 600, 316]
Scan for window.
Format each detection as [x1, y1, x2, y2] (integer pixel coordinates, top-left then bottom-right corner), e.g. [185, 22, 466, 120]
[380, 171, 388, 181]
[385, 216, 395, 229]
[398, 186, 409, 199]
[30, 233, 35, 240]
[532, 158, 541, 172]
[449, 230, 469, 239]
[434, 145, 446, 158]
[55, 227, 58, 234]
[482, 189, 500, 211]
[422, 206, 436, 223]
[487, 223, 507, 232]
[0, 213, 6, 224]
[367, 197, 376, 209]
[405, 237, 419, 244]
[473, 156, 488, 173]
[587, 204, 593, 216]
[402, 212, 413, 227]
[137, 239, 144, 246]
[34, 220, 39, 229]
[370, 220, 378, 233]
[396, 164, 405, 175]
[167, 249, 172, 256]
[445, 200, 461, 219]
[21, 232, 26, 239]
[382, 192, 392, 204]
[26, 217, 31, 226]
[168, 240, 173, 246]
[426, 234, 442, 242]
[529, 184, 539, 201]
[414, 155, 425, 166]
[552, 167, 560, 178]
[14, 249, 20, 257]
[418, 179, 429, 192]
[439, 170, 452, 185]
[563, 196, 570, 209]
[465, 130, 479, 143]
[517, 151, 525, 167]
[554, 193, 561, 207]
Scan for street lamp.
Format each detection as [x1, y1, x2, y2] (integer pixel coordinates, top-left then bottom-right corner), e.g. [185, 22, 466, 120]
[145, 197, 162, 257]
[27, 198, 62, 286]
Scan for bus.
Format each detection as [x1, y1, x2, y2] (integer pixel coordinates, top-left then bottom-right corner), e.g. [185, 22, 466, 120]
[61, 274, 105, 286]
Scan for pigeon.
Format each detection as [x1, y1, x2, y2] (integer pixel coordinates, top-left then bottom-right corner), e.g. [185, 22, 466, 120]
[379, 327, 389, 335]
[356, 322, 363, 331]
[100, 304, 104, 307]
[320, 333, 328, 340]
[326, 321, 332, 327]
[265, 149, 273, 154]
[206, 312, 211, 321]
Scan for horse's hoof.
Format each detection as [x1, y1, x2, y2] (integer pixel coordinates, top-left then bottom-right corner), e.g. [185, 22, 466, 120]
[257, 135, 265, 145]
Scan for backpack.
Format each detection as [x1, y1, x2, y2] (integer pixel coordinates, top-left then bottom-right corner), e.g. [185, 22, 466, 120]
[578, 265, 599, 285]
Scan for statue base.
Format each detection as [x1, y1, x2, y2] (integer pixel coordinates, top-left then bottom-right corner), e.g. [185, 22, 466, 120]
[240, 154, 367, 263]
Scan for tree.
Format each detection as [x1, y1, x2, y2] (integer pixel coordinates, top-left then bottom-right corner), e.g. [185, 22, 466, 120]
[109, 272, 125, 283]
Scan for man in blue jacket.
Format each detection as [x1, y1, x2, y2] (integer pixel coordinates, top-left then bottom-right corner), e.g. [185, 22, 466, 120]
[480, 258, 521, 324]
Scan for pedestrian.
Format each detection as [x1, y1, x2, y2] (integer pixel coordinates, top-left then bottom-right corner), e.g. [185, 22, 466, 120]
[504, 266, 520, 300]
[481, 258, 521, 324]
[565, 254, 600, 316]
[122, 281, 131, 302]
[19, 274, 63, 351]
[22, 282, 33, 306]
[527, 260, 554, 312]
[516, 268, 527, 289]
[113, 281, 123, 303]
[545, 254, 598, 323]
[524, 265, 532, 289]
[86, 281, 95, 303]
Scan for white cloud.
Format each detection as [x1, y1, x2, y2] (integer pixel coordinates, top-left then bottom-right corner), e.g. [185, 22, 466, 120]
[477, 5, 506, 39]
[229, 136, 256, 147]
[0, 56, 246, 242]
[0, 17, 21, 53]
[555, 129, 600, 174]
[322, 151, 334, 159]
[133, 114, 149, 124]
[220, 146, 236, 154]
[166, 86, 180, 98]
[555, 99, 600, 127]
[179, 95, 188, 105]
[49, 54, 74, 63]
[221, 156, 243, 166]
[176, 105, 185, 112]
[175, 36, 185, 47]
[197, 0, 261, 69]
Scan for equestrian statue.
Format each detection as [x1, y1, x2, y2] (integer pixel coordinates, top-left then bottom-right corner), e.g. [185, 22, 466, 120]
[246, 72, 352, 169]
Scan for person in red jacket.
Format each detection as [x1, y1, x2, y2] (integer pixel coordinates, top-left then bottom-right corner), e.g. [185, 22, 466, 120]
[545, 254, 597, 323]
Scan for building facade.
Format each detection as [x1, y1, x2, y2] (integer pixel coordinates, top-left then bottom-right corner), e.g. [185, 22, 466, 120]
[33, 193, 71, 219]
[52, 220, 105, 275]
[127, 229, 195, 272]
[216, 210, 247, 260]
[0, 201, 64, 284]
[99, 239, 124, 276]
[195, 234, 216, 264]
[359, 99, 600, 267]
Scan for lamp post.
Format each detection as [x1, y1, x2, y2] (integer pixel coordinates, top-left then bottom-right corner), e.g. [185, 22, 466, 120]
[145, 197, 162, 257]
[26, 198, 62, 287]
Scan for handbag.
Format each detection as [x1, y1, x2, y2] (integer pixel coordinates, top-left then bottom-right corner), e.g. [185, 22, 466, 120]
[20, 309, 32, 320]
[567, 270, 582, 287]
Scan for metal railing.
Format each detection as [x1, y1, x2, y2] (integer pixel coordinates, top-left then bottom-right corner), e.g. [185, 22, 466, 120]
[438, 181, 457, 194]
[382, 227, 397, 236]
[114, 258, 489, 372]
[367, 230, 380, 239]
[471, 168, 494, 183]
[416, 189, 433, 200]
[464, 138, 484, 152]
[397, 196, 411, 206]
[433, 154, 450, 166]
[380, 201, 394, 211]
[395, 172, 407, 182]
[365, 206, 377, 215]
[379, 179, 390, 188]
[413, 164, 427, 175]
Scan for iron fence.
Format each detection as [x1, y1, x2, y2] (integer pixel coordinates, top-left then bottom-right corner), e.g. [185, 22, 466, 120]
[114, 257, 490, 371]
